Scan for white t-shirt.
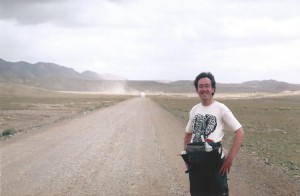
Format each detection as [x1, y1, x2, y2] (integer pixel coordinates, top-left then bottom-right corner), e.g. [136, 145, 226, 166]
[185, 101, 242, 143]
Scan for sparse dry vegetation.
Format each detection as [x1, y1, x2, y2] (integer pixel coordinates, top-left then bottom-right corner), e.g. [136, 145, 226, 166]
[1, 128, 16, 136]
[1, 82, 299, 182]
[150, 94, 300, 179]
[0, 83, 133, 137]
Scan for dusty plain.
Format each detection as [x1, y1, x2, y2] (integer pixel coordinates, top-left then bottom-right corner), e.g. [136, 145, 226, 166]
[1, 83, 299, 195]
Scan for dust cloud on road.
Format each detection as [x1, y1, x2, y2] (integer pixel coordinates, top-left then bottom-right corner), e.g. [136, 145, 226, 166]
[1, 97, 299, 196]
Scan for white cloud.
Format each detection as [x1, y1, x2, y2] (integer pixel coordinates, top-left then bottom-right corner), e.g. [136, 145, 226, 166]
[222, 17, 300, 39]
[0, 0, 300, 83]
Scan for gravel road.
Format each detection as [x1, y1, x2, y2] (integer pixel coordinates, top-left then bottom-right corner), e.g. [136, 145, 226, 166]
[1, 97, 299, 196]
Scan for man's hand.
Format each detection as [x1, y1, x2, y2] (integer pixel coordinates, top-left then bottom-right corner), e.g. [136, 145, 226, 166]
[219, 156, 233, 175]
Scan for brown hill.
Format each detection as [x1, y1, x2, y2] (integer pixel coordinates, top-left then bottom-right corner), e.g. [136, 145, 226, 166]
[1, 58, 300, 93]
[0, 58, 125, 81]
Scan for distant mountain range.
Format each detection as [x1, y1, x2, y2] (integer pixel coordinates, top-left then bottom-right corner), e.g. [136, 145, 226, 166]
[0, 58, 125, 81]
[1, 58, 300, 93]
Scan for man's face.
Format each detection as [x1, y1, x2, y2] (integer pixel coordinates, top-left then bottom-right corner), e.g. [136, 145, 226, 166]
[197, 77, 215, 101]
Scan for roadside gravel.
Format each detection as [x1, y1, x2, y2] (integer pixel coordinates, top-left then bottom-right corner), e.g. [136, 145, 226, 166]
[1, 97, 299, 195]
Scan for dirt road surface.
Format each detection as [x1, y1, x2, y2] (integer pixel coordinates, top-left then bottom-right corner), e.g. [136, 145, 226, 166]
[1, 97, 299, 195]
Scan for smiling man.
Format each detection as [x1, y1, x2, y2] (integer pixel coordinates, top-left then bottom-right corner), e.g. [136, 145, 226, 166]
[183, 72, 245, 196]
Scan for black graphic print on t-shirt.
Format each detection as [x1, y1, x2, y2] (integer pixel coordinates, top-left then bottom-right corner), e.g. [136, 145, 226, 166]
[192, 114, 217, 142]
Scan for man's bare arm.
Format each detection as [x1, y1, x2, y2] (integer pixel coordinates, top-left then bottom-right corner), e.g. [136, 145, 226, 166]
[220, 128, 245, 175]
[183, 132, 193, 150]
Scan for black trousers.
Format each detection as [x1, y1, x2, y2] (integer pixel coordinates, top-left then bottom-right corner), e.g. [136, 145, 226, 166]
[188, 150, 229, 196]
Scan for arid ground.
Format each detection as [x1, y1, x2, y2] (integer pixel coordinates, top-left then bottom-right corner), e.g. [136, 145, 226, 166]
[1, 88, 299, 195]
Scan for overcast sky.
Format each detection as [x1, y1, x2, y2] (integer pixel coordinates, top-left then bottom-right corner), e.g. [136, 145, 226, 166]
[1, 0, 299, 83]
